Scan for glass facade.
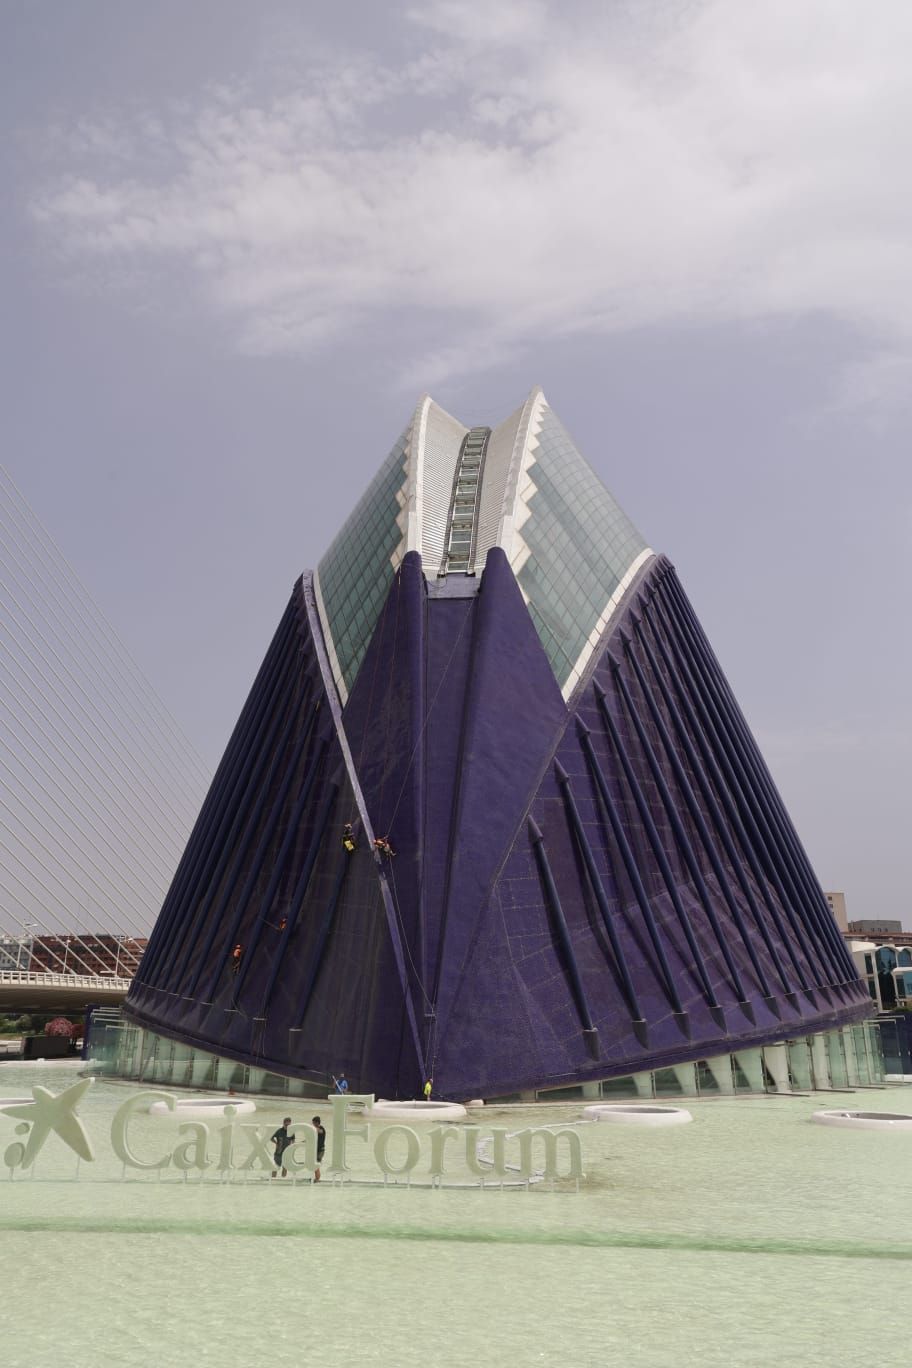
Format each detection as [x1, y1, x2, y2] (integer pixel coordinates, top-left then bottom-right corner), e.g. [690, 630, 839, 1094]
[826, 1030, 849, 1087]
[878, 1015, 912, 1074]
[895, 971, 912, 999]
[787, 1037, 814, 1089]
[530, 1024, 885, 1102]
[90, 1011, 885, 1103]
[314, 397, 649, 699]
[517, 406, 648, 689]
[316, 427, 410, 696]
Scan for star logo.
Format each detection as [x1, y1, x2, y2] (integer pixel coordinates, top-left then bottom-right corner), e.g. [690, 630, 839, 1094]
[2, 1077, 95, 1167]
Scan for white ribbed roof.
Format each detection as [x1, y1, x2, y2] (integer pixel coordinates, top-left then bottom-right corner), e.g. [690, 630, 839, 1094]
[399, 390, 536, 575]
[316, 388, 652, 701]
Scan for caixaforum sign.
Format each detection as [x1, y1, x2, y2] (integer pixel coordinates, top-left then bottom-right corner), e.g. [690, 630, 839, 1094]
[1, 1079, 585, 1185]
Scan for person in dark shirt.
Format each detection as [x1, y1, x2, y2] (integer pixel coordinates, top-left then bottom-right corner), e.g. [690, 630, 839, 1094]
[271, 1117, 295, 1177]
[311, 1115, 326, 1183]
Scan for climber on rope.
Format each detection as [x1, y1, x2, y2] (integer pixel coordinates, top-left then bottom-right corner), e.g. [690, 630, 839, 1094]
[423, 1078, 433, 1103]
[373, 835, 395, 858]
[342, 823, 357, 854]
[231, 943, 244, 975]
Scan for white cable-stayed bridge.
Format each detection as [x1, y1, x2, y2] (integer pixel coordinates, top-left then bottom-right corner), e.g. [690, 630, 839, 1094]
[0, 465, 211, 1013]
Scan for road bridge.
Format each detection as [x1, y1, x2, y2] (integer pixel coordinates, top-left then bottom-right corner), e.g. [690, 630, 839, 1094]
[0, 970, 132, 1013]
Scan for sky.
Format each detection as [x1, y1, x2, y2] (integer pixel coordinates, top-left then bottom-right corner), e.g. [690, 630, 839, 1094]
[1, 0, 910, 924]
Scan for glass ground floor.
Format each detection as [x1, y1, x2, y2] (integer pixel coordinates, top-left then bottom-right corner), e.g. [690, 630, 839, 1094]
[86, 1010, 886, 1102]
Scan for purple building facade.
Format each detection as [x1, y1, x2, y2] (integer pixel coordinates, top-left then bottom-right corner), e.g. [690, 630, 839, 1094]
[124, 389, 871, 1099]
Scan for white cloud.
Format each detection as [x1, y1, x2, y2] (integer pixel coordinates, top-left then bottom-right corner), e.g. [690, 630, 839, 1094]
[833, 351, 912, 424]
[405, 0, 549, 46]
[30, 1, 912, 381]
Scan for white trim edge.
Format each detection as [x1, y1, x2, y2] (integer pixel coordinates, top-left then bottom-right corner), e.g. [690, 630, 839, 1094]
[313, 567, 348, 705]
[561, 548, 655, 700]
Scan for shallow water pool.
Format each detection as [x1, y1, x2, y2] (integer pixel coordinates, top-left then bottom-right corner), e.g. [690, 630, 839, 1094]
[1, 1063, 909, 1367]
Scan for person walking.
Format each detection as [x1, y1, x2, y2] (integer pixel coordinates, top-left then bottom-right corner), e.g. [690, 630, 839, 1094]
[311, 1115, 326, 1183]
[271, 1117, 295, 1177]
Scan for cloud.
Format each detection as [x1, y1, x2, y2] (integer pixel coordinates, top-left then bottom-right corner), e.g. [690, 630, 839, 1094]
[832, 351, 912, 425]
[29, 1, 912, 381]
[405, 0, 549, 46]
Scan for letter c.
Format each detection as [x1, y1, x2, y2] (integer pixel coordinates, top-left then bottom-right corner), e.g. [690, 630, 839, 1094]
[111, 1091, 174, 1170]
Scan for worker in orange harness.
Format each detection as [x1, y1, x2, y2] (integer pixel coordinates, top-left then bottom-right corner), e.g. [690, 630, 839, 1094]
[231, 943, 243, 975]
[373, 835, 395, 858]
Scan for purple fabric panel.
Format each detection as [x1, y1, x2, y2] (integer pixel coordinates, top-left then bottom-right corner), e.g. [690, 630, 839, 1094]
[421, 595, 476, 989]
[302, 572, 426, 1093]
[137, 600, 298, 990]
[433, 548, 568, 1034]
[433, 556, 872, 1098]
[125, 578, 417, 1097]
[338, 551, 427, 1080]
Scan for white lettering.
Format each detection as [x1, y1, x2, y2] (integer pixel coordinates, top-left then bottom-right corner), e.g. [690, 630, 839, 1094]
[216, 1110, 238, 1173]
[172, 1123, 210, 1172]
[79, 1086, 588, 1187]
[373, 1124, 420, 1176]
[470, 1127, 508, 1179]
[515, 1127, 584, 1180]
[427, 1124, 463, 1178]
[329, 1094, 372, 1172]
[283, 1128, 318, 1175]
[236, 1125, 274, 1171]
[489, 1130, 508, 1178]
[110, 1092, 174, 1171]
[462, 1125, 487, 1177]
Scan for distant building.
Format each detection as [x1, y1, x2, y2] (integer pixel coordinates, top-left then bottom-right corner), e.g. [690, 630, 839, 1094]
[27, 936, 147, 978]
[824, 891, 848, 932]
[0, 934, 147, 978]
[0, 939, 25, 972]
[849, 940, 912, 1011]
[848, 919, 903, 936]
[829, 895, 912, 953]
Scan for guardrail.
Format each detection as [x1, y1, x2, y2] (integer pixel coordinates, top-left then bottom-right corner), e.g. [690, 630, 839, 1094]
[0, 970, 132, 992]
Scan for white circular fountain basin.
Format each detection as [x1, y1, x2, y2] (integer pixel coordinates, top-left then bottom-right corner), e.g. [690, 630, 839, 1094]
[811, 1110, 912, 1130]
[148, 1097, 256, 1119]
[369, 1099, 467, 1121]
[583, 1104, 693, 1126]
